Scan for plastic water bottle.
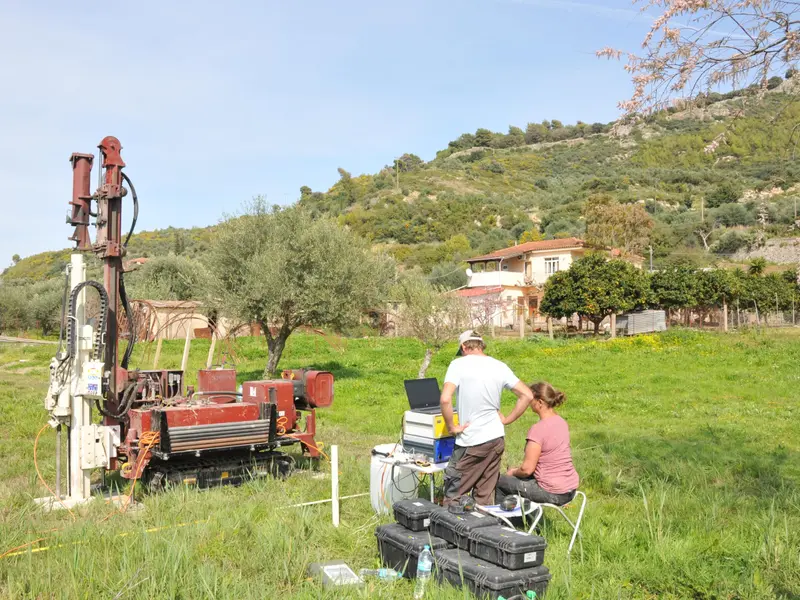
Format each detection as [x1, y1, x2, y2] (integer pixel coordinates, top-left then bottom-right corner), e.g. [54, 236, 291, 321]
[413, 545, 433, 599]
[358, 568, 402, 580]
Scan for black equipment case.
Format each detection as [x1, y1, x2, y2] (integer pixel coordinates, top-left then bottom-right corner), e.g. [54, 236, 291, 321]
[429, 508, 500, 549]
[468, 526, 547, 570]
[435, 548, 551, 599]
[375, 523, 451, 579]
[393, 498, 441, 532]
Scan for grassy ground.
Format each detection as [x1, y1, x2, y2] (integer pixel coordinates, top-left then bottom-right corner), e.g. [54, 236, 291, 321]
[1, 329, 799, 599]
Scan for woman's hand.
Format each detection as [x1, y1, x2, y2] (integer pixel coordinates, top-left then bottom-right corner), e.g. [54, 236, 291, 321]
[506, 467, 517, 477]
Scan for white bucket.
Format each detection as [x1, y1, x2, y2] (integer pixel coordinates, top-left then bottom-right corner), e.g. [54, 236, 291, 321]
[370, 443, 419, 514]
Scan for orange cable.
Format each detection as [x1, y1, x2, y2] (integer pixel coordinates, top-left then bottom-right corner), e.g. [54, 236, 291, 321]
[120, 432, 160, 514]
[286, 434, 331, 462]
[0, 538, 46, 560]
[33, 424, 76, 520]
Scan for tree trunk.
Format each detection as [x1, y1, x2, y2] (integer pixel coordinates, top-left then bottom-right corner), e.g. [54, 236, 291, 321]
[610, 313, 617, 338]
[263, 321, 289, 378]
[418, 347, 434, 379]
[593, 319, 601, 334]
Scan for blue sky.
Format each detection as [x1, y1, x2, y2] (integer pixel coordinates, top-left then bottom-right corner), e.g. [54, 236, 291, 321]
[0, 0, 653, 265]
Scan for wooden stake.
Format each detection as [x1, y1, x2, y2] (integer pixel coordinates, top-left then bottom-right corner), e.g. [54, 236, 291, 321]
[722, 299, 728, 332]
[180, 327, 191, 373]
[610, 313, 617, 338]
[547, 317, 553, 340]
[152, 336, 163, 369]
[206, 333, 217, 369]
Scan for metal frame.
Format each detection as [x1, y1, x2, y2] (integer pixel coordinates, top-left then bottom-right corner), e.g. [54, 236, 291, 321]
[480, 490, 587, 557]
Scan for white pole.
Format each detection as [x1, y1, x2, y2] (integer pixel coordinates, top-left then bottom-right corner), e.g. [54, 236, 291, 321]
[331, 445, 340, 527]
[69, 253, 91, 501]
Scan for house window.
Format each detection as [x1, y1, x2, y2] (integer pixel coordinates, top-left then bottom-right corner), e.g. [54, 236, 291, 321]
[501, 264, 509, 271]
[545, 257, 560, 275]
[524, 262, 532, 279]
[486, 262, 497, 272]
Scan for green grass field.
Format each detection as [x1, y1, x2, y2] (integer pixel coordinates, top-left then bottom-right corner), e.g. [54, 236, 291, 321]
[1, 329, 799, 599]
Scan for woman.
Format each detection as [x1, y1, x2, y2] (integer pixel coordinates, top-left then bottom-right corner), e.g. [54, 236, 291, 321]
[495, 381, 579, 506]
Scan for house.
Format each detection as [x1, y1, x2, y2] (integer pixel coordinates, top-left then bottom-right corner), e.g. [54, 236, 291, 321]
[457, 238, 643, 330]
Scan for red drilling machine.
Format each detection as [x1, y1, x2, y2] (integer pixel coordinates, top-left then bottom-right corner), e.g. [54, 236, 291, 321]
[42, 137, 332, 507]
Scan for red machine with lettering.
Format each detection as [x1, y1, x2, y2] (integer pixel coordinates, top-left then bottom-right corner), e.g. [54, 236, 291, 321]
[64, 137, 333, 490]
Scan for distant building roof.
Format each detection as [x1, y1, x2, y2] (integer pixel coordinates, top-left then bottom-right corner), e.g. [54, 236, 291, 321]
[455, 286, 503, 298]
[466, 238, 586, 262]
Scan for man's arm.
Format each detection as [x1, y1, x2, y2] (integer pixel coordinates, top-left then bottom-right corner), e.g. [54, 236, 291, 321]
[499, 381, 534, 426]
[507, 441, 542, 477]
[440, 382, 469, 435]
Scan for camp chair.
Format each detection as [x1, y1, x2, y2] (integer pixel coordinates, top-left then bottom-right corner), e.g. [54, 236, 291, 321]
[479, 490, 587, 557]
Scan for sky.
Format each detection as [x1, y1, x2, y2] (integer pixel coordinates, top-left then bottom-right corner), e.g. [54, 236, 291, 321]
[0, 0, 654, 266]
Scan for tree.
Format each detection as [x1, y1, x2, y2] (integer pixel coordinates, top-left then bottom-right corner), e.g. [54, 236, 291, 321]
[524, 122, 548, 144]
[207, 200, 395, 376]
[650, 263, 697, 316]
[599, 0, 800, 114]
[335, 168, 358, 209]
[11, 254, 20, 265]
[541, 254, 650, 333]
[506, 126, 526, 147]
[128, 255, 209, 301]
[474, 128, 494, 147]
[393, 273, 471, 378]
[583, 194, 654, 254]
[394, 153, 424, 172]
[694, 269, 737, 328]
[519, 229, 544, 244]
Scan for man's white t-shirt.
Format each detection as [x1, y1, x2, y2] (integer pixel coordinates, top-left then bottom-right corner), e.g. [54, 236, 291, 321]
[444, 354, 520, 447]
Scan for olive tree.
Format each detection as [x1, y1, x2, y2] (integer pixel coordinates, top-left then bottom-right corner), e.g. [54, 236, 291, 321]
[393, 273, 472, 378]
[207, 199, 395, 376]
[541, 254, 650, 333]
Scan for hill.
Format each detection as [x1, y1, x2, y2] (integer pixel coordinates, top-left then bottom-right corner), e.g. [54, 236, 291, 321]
[5, 77, 800, 288]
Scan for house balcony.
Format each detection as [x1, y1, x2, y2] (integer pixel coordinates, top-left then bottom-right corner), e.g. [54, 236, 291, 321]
[468, 271, 529, 288]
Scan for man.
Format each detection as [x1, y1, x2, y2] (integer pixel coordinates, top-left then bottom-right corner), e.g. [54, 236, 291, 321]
[440, 329, 534, 506]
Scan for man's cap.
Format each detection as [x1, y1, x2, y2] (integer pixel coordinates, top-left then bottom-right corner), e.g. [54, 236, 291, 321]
[456, 329, 484, 356]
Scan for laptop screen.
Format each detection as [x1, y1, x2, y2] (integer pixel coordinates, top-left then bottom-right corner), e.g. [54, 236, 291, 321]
[404, 378, 441, 411]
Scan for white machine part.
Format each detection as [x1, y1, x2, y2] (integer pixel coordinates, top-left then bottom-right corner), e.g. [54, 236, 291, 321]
[403, 410, 458, 440]
[36, 254, 119, 510]
[76, 360, 105, 398]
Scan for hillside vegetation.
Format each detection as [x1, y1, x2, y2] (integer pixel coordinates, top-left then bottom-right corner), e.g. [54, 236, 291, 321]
[4, 78, 800, 289]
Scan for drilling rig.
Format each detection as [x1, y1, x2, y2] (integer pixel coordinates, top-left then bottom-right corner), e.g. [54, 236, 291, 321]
[37, 137, 332, 510]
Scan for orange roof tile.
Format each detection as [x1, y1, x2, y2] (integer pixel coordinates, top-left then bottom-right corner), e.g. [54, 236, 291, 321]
[466, 238, 586, 262]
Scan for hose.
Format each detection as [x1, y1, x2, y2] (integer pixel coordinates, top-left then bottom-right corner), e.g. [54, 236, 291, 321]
[63, 281, 109, 363]
[120, 172, 138, 248]
[119, 172, 138, 369]
[119, 273, 135, 370]
[95, 380, 138, 420]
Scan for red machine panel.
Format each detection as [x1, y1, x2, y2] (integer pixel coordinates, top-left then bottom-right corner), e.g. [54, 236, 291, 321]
[242, 380, 297, 431]
[197, 368, 238, 403]
[160, 402, 261, 427]
[304, 371, 333, 408]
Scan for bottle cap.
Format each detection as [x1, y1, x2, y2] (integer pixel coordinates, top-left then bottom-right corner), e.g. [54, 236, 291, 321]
[424, 544, 430, 549]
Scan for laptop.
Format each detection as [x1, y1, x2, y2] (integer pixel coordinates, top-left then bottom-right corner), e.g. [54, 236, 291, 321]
[403, 378, 443, 415]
